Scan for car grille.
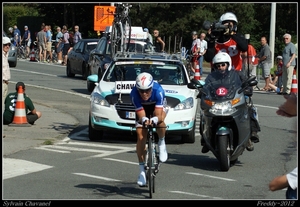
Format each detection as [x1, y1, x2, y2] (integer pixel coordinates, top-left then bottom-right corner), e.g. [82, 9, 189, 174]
[115, 102, 136, 120]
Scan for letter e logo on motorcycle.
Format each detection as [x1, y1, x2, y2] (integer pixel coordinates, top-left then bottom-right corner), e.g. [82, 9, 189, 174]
[216, 87, 228, 96]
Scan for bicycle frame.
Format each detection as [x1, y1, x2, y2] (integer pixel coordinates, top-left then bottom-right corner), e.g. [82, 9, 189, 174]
[110, 3, 132, 57]
[144, 124, 159, 199]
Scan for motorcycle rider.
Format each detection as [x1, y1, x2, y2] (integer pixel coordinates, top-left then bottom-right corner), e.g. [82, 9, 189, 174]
[201, 52, 261, 153]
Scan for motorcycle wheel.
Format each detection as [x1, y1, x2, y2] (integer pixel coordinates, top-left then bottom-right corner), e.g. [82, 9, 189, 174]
[218, 135, 230, 171]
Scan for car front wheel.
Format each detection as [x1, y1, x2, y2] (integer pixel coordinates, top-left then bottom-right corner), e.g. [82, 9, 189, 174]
[66, 61, 75, 77]
[181, 119, 196, 143]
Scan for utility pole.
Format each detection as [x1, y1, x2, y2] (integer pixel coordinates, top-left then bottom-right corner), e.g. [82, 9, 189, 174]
[269, 3, 276, 68]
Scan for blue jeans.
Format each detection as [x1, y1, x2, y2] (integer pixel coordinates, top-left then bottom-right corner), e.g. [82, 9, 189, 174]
[198, 55, 204, 75]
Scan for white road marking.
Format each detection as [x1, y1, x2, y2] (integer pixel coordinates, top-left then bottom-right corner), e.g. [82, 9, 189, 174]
[169, 191, 222, 199]
[35, 145, 109, 153]
[186, 172, 236, 181]
[73, 173, 121, 182]
[3, 158, 53, 180]
[103, 157, 137, 165]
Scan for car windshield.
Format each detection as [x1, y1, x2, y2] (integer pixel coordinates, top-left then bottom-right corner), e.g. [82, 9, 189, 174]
[103, 60, 188, 85]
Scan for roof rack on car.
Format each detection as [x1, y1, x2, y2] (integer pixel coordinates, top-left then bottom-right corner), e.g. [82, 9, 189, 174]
[113, 51, 181, 61]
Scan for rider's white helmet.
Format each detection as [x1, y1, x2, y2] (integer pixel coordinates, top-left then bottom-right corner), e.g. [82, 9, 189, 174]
[219, 12, 238, 24]
[136, 72, 154, 90]
[212, 52, 232, 71]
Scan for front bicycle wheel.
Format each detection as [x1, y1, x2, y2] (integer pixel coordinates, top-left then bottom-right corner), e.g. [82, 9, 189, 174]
[148, 139, 154, 198]
[111, 22, 122, 57]
[122, 17, 131, 53]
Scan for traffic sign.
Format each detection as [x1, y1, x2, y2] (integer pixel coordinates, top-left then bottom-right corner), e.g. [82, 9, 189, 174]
[94, 6, 115, 31]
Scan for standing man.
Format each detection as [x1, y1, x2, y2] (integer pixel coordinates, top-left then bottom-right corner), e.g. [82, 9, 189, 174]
[73, 25, 82, 45]
[13, 25, 21, 46]
[36, 25, 47, 63]
[153, 30, 165, 53]
[3, 37, 11, 104]
[258, 36, 272, 91]
[190, 31, 201, 75]
[22, 25, 31, 58]
[45, 25, 53, 63]
[199, 33, 207, 76]
[143, 28, 153, 44]
[281, 33, 296, 95]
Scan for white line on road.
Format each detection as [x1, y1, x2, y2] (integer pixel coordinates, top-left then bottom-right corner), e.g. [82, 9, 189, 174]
[169, 191, 223, 199]
[3, 158, 53, 180]
[103, 157, 137, 165]
[73, 173, 121, 182]
[186, 172, 236, 181]
[34, 146, 71, 153]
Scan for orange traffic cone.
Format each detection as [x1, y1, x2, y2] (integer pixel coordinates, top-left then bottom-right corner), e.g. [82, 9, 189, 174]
[291, 69, 297, 94]
[194, 60, 201, 80]
[30, 49, 36, 62]
[9, 85, 31, 127]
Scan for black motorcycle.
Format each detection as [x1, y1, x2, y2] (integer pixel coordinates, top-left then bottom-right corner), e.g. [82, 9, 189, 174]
[188, 75, 257, 171]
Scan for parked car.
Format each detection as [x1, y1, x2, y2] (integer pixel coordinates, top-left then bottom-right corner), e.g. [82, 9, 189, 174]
[88, 52, 199, 143]
[87, 35, 155, 92]
[66, 38, 98, 80]
[3, 30, 17, 67]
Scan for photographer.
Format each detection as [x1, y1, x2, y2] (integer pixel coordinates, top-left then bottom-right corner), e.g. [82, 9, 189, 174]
[204, 12, 248, 72]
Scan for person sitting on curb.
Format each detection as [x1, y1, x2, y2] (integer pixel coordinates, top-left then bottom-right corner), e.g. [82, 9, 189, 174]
[3, 82, 42, 125]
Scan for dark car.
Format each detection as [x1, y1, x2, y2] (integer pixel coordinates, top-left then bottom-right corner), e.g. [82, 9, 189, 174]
[3, 30, 17, 67]
[86, 35, 155, 92]
[66, 38, 98, 80]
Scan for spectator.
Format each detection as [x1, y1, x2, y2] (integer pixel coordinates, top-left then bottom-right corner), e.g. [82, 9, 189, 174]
[281, 33, 296, 95]
[73, 25, 82, 45]
[143, 28, 153, 44]
[273, 55, 283, 88]
[294, 43, 297, 70]
[3, 37, 11, 105]
[8, 27, 14, 39]
[241, 43, 259, 78]
[45, 25, 53, 63]
[36, 25, 47, 63]
[258, 36, 272, 91]
[13, 25, 21, 46]
[62, 25, 70, 66]
[199, 32, 207, 76]
[269, 93, 297, 199]
[205, 12, 248, 72]
[55, 27, 64, 64]
[190, 31, 201, 75]
[3, 82, 42, 125]
[153, 29, 165, 52]
[68, 31, 74, 53]
[21, 25, 31, 58]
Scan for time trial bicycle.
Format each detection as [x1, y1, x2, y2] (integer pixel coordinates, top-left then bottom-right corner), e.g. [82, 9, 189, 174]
[110, 3, 132, 57]
[143, 123, 168, 199]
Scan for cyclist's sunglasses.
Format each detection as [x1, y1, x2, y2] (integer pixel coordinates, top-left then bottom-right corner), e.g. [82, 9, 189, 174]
[138, 88, 152, 94]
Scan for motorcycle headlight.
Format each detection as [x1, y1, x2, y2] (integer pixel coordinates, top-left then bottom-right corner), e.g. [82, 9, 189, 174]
[209, 100, 237, 115]
[174, 97, 194, 110]
[90, 92, 110, 107]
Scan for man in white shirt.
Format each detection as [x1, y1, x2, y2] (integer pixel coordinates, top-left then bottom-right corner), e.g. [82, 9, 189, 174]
[199, 33, 208, 76]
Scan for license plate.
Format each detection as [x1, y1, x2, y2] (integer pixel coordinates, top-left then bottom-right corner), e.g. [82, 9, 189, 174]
[126, 111, 136, 119]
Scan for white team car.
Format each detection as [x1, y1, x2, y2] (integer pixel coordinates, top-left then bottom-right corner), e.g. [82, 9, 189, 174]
[88, 52, 200, 143]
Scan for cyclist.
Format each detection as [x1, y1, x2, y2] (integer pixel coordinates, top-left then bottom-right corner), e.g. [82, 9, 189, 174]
[130, 72, 168, 186]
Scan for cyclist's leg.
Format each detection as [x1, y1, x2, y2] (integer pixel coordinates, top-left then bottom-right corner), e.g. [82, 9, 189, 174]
[154, 110, 168, 162]
[136, 123, 148, 186]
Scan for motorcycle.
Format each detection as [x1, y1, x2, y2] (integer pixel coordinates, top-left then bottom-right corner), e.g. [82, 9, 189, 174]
[188, 75, 258, 171]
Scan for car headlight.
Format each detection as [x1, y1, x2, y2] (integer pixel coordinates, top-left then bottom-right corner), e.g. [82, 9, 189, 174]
[209, 100, 238, 115]
[90, 92, 110, 107]
[174, 97, 194, 110]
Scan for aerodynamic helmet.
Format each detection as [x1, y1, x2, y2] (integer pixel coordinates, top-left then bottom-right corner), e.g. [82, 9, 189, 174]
[212, 52, 232, 71]
[135, 72, 154, 90]
[219, 12, 238, 24]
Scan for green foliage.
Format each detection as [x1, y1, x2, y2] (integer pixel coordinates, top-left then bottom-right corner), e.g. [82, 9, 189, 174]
[3, 3, 297, 56]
